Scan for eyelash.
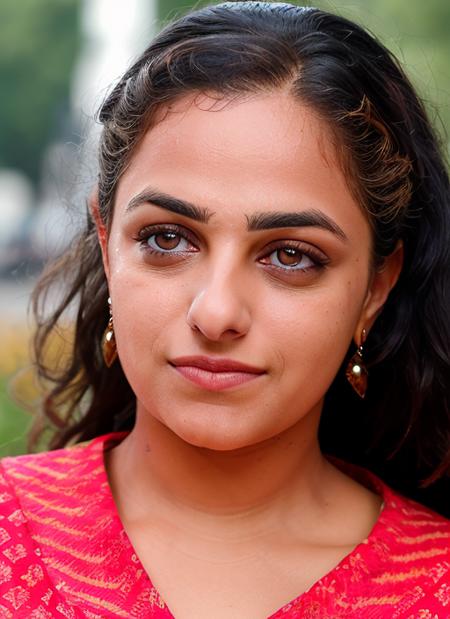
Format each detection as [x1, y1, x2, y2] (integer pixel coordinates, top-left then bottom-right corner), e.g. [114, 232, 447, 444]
[135, 224, 198, 255]
[134, 224, 329, 273]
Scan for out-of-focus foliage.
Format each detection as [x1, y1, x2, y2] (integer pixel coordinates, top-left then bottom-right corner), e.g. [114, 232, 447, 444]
[0, 0, 80, 186]
[0, 377, 30, 457]
[157, 0, 450, 150]
[0, 322, 74, 456]
[322, 0, 450, 144]
[0, 326, 33, 456]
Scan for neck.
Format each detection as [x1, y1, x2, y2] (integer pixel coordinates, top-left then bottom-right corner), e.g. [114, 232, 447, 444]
[106, 402, 336, 533]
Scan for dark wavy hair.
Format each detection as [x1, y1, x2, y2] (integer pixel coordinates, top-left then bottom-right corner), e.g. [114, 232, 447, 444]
[30, 2, 450, 515]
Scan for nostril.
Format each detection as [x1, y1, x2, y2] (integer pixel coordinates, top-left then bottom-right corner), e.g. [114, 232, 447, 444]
[223, 329, 241, 338]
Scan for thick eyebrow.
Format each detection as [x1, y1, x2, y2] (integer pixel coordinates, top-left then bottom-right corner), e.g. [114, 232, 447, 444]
[246, 210, 347, 241]
[126, 189, 213, 223]
[126, 188, 347, 242]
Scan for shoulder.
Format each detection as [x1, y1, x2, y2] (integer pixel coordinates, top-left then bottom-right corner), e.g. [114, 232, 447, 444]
[318, 461, 450, 617]
[0, 449, 89, 617]
[0, 437, 108, 545]
[0, 439, 98, 543]
[336, 458, 450, 537]
[0, 437, 110, 617]
[0, 436, 108, 518]
[378, 487, 450, 578]
[0, 431, 123, 480]
[357, 465, 450, 581]
[352, 480, 450, 616]
[373, 475, 450, 547]
[1, 438, 99, 481]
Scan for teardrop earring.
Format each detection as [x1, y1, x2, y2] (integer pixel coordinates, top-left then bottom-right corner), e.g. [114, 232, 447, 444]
[345, 328, 368, 398]
[102, 297, 118, 367]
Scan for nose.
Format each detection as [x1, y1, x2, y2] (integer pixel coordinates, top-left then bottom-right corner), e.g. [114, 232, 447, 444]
[186, 267, 252, 342]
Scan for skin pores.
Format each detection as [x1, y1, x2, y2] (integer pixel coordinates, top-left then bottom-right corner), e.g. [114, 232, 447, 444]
[104, 91, 379, 453]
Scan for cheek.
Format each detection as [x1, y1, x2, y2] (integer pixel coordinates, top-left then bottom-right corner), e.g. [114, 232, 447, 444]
[108, 265, 186, 362]
[264, 278, 366, 383]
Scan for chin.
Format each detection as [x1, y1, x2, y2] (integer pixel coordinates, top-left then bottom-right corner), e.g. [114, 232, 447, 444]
[175, 427, 248, 451]
[166, 416, 276, 452]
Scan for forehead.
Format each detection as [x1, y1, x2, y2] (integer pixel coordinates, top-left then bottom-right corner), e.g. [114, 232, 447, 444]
[115, 90, 367, 236]
[131, 90, 336, 179]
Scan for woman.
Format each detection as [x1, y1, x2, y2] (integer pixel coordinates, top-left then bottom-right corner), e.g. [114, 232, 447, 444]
[0, 2, 449, 617]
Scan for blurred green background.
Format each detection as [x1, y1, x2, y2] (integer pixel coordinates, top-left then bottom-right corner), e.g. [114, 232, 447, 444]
[0, 0, 449, 456]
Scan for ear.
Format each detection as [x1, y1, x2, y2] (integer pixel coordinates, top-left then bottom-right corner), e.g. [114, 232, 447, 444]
[354, 240, 404, 343]
[89, 185, 110, 281]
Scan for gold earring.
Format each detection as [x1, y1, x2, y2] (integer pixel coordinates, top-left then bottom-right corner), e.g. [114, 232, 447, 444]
[102, 297, 118, 367]
[345, 328, 368, 398]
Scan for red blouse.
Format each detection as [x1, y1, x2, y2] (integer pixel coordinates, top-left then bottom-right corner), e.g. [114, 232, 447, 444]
[0, 433, 448, 618]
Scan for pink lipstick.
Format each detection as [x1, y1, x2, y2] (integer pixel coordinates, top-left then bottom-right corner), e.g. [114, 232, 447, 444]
[169, 356, 265, 391]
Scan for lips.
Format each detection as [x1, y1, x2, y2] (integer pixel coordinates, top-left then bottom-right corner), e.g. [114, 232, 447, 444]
[170, 356, 265, 374]
[169, 356, 266, 391]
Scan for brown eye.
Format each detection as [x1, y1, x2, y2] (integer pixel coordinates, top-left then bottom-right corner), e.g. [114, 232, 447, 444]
[263, 246, 316, 270]
[153, 231, 181, 251]
[276, 247, 304, 266]
[136, 224, 198, 255]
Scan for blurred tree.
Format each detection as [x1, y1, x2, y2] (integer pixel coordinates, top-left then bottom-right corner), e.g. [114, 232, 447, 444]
[0, 0, 80, 187]
[325, 0, 450, 144]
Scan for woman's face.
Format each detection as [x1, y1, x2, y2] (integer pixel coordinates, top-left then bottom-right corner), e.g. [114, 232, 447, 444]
[104, 91, 386, 451]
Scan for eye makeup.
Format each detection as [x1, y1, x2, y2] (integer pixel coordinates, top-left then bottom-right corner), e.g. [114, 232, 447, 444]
[134, 223, 330, 280]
